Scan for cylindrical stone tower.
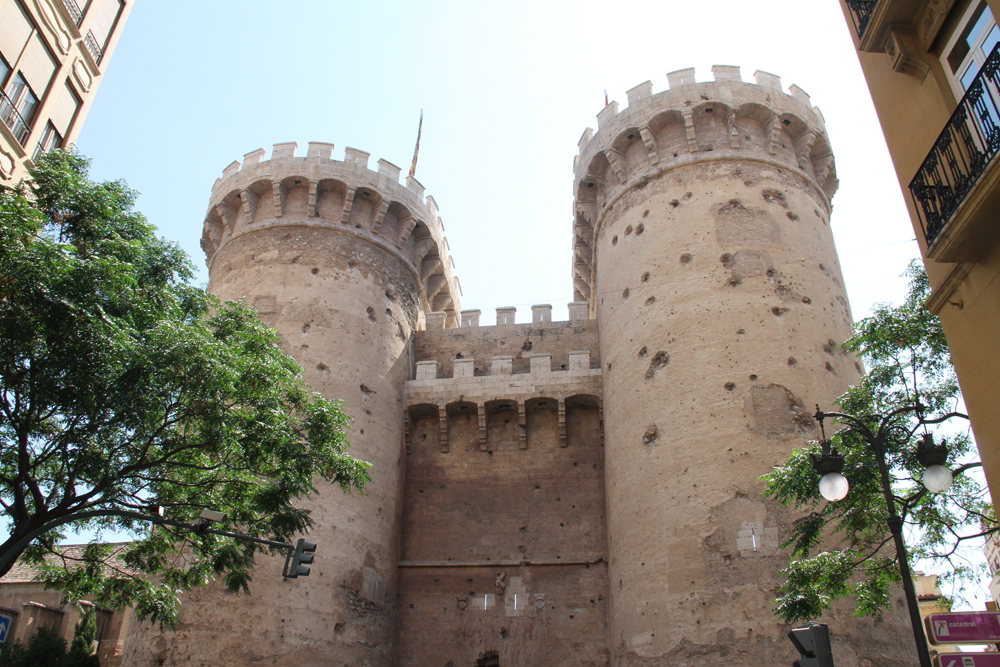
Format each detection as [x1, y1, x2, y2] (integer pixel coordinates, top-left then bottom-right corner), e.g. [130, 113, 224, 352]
[573, 67, 914, 665]
[125, 142, 460, 666]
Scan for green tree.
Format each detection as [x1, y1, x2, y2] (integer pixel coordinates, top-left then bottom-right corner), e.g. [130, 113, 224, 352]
[66, 607, 99, 667]
[0, 626, 67, 667]
[0, 150, 370, 626]
[762, 260, 992, 623]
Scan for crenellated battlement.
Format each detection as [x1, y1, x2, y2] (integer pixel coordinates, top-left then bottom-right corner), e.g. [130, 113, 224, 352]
[571, 65, 838, 309]
[202, 142, 461, 324]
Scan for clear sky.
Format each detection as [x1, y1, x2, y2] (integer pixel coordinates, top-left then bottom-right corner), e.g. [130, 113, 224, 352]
[67, 0, 987, 610]
[75, 0, 919, 325]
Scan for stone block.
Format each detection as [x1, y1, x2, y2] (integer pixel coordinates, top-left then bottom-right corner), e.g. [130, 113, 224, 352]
[242, 148, 266, 167]
[454, 358, 475, 377]
[415, 360, 437, 380]
[568, 350, 591, 371]
[568, 302, 589, 321]
[425, 312, 447, 329]
[667, 67, 696, 88]
[626, 81, 652, 107]
[406, 175, 425, 199]
[222, 160, 240, 179]
[490, 355, 513, 375]
[496, 307, 516, 325]
[712, 65, 741, 82]
[271, 142, 297, 159]
[596, 101, 619, 129]
[344, 147, 370, 168]
[461, 309, 481, 327]
[378, 158, 401, 182]
[578, 128, 593, 154]
[753, 69, 782, 91]
[307, 142, 334, 159]
[788, 84, 811, 107]
[531, 304, 552, 323]
[529, 353, 552, 376]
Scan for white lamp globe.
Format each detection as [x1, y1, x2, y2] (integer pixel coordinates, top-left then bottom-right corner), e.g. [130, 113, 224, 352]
[922, 465, 954, 494]
[819, 472, 850, 501]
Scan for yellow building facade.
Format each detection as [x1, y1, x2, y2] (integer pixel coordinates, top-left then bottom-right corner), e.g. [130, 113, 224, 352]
[0, 0, 133, 185]
[838, 0, 1000, 506]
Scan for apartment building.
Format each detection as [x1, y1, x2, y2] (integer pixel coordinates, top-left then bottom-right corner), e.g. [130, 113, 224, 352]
[0, 0, 133, 185]
[838, 0, 1000, 507]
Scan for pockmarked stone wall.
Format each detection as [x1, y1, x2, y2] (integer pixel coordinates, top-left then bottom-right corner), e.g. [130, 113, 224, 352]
[124, 143, 460, 667]
[573, 66, 916, 666]
[396, 317, 608, 666]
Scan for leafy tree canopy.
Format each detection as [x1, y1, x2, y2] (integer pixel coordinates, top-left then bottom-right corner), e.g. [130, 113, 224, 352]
[0, 150, 369, 626]
[762, 260, 991, 623]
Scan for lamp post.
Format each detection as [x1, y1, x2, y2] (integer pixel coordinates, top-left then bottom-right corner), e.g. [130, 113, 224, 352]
[810, 403, 968, 667]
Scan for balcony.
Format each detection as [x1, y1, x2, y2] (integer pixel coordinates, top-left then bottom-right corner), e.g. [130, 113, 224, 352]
[84, 30, 104, 65]
[909, 43, 1000, 262]
[846, 0, 876, 39]
[61, 0, 83, 27]
[0, 89, 30, 146]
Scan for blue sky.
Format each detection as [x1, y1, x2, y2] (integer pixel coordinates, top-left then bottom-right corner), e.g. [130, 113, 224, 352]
[76, 0, 919, 324]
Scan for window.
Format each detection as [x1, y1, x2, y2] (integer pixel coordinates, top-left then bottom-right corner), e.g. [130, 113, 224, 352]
[943, 1, 1000, 95]
[0, 72, 36, 144]
[32, 121, 61, 161]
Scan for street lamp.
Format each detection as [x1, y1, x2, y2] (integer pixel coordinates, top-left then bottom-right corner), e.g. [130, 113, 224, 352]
[809, 403, 968, 667]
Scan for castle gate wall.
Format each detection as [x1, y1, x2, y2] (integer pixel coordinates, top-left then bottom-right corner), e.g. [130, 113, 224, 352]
[396, 321, 609, 666]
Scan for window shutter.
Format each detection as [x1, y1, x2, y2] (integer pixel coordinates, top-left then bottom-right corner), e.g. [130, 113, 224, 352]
[0, 0, 32, 69]
[18, 33, 55, 97]
[88, 0, 123, 47]
[49, 80, 80, 135]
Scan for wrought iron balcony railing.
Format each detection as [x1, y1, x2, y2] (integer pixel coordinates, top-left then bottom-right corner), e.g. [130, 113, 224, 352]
[0, 89, 30, 146]
[909, 42, 1000, 248]
[846, 0, 877, 39]
[61, 0, 83, 27]
[84, 30, 104, 65]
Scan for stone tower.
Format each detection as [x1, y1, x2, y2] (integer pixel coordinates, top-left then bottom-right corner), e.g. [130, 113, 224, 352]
[125, 142, 460, 665]
[123, 67, 919, 667]
[572, 67, 914, 665]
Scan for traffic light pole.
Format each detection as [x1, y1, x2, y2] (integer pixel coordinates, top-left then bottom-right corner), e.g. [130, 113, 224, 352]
[0, 509, 302, 578]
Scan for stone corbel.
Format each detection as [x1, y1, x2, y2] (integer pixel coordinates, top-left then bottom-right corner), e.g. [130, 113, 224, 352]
[768, 116, 782, 156]
[340, 187, 356, 224]
[918, 0, 956, 51]
[518, 402, 527, 450]
[215, 202, 238, 237]
[604, 149, 626, 184]
[681, 110, 699, 153]
[727, 110, 740, 149]
[797, 131, 817, 173]
[239, 189, 259, 223]
[885, 29, 931, 80]
[272, 181, 286, 218]
[557, 399, 567, 447]
[478, 404, 488, 452]
[438, 405, 449, 453]
[638, 127, 660, 165]
[371, 200, 390, 235]
[307, 180, 318, 217]
[397, 216, 416, 246]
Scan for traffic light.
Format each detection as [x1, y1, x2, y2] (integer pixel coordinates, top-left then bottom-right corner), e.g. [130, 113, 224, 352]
[788, 622, 835, 667]
[284, 539, 316, 579]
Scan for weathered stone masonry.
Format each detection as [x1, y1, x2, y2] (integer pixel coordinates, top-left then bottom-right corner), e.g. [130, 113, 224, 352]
[125, 67, 917, 667]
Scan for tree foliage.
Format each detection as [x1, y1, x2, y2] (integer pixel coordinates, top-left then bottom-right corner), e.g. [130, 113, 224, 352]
[0, 150, 370, 626]
[762, 260, 992, 623]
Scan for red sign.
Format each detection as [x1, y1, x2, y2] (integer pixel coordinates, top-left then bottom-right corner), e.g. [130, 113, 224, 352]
[928, 612, 1000, 644]
[935, 654, 1000, 667]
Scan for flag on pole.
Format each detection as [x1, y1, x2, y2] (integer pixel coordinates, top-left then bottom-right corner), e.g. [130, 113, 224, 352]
[604, 90, 609, 106]
[409, 109, 423, 178]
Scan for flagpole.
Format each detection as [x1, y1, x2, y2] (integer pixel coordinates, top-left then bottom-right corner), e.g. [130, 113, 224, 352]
[409, 110, 423, 178]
